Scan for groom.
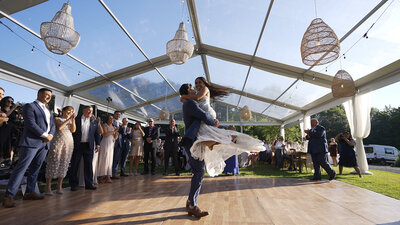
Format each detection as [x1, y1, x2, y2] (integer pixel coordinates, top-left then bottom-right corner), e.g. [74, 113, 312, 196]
[179, 83, 219, 218]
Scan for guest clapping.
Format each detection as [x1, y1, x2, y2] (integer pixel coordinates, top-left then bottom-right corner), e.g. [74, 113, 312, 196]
[129, 122, 144, 175]
[45, 106, 76, 195]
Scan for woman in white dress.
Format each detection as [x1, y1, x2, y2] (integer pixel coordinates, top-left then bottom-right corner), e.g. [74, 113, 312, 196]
[45, 106, 76, 195]
[181, 77, 265, 176]
[97, 115, 118, 183]
[128, 122, 145, 175]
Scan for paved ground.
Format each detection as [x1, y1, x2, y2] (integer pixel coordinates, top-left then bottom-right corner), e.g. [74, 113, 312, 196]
[369, 164, 400, 174]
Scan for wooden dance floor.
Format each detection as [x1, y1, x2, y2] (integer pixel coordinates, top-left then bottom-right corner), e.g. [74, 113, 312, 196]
[2, 175, 400, 225]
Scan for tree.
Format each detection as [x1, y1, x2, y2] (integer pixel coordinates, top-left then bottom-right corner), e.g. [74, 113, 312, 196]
[314, 105, 349, 140]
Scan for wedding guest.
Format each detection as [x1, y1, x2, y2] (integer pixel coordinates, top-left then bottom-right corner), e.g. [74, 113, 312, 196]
[97, 115, 118, 183]
[328, 138, 338, 166]
[118, 118, 131, 176]
[0, 96, 19, 161]
[128, 122, 144, 175]
[305, 118, 336, 181]
[0, 87, 8, 127]
[45, 106, 76, 195]
[163, 119, 180, 176]
[3, 88, 55, 208]
[335, 131, 362, 178]
[142, 118, 158, 175]
[111, 111, 122, 179]
[69, 105, 101, 191]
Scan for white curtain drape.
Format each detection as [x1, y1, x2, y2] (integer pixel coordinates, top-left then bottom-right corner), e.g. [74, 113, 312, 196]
[343, 93, 372, 174]
[280, 124, 285, 139]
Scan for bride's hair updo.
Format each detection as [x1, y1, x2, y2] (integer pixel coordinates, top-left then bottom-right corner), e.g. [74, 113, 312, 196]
[195, 77, 230, 100]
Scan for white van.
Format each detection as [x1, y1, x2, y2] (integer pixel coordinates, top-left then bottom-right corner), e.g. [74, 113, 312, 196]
[364, 144, 399, 165]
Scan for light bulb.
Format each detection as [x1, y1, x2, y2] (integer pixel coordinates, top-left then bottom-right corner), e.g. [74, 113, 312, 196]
[340, 84, 344, 88]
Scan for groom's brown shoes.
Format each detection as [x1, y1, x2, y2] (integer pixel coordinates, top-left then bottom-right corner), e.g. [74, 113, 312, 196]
[186, 200, 190, 211]
[187, 205, 209, 218]
[2, 197, 15, 208]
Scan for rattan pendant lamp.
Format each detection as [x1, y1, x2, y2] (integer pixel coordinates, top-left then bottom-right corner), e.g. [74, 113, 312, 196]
[240, 105, 252, 121]
[40, 2, 80, 55]
[332, 70, 356, 98]
[301, 18, 340, 66]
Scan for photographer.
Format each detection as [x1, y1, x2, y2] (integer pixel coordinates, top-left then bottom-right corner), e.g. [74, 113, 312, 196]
[0, 96, 19, 162]
[335, 131, 362, 178]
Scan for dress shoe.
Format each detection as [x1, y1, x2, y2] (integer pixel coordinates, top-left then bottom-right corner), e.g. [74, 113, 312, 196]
[151, 171, 156, 175]
[120, 173, 129, 177]
[175, 172, 181, 176]
[2, 197, 16, 208]
[309, 177, 321, 181]
[187, 205, 209, 218]
[329, 172, 337, 181]
[185, 200, 191, 211]
[111, 175, 120, 179]
[163, 172, 168, 176]
[23, 192, 44, 200]
[85, 186, 97, 190]
[70, 186, 78, 191]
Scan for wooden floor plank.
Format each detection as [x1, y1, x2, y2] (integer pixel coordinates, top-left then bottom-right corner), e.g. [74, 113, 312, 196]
[1, 175, 400, 224]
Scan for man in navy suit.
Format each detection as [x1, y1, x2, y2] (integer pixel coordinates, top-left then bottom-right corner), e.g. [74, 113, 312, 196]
[3, 88, 55, 208]
[142, 118, 159, 175]
[69, 105, 101, 191]
[117, 118, 131, 176]
[111, 111, 122, 178]
[179, 83, 218, 218]
[305, 118, 336, 181]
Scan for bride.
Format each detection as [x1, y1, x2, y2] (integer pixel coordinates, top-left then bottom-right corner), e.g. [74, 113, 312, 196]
[181, 77, 265, 176]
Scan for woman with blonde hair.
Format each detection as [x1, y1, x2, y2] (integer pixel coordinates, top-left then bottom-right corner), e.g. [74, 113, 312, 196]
[45, 106, 76, 195]
[128, 122, 145, 175]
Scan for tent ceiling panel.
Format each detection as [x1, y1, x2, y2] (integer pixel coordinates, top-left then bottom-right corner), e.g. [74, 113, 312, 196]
[262, 103, 298, 121]
[256, 0, 381, 69]
[244, 67, 297, 100]
[104, 0, 195, 60]
[159, 56, 204, 90]
[279, 80, 331, 108]
[8, 1, 150, 75]
[196, 0, 271, 55]
[88, 82, 145, 109]
[313, 1, 400, 80]
[0, 0, 47, 18]
[0, 21, 98, 86]
[207, 56, 249, 91]
[132, 96, 181, 119]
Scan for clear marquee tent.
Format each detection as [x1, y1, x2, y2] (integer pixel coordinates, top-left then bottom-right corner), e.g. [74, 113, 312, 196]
[0, 0, 400, 129]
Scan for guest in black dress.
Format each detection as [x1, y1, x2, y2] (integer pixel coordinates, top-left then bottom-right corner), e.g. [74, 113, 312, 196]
[328, 138, 338, 166]
[335, 131, 362, 178]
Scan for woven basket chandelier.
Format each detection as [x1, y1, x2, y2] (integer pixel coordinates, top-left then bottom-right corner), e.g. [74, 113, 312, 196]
[240, 105, 252, 121]
[40, 3, 80, 55]
[332, 70, 356, 98]
[166, 22, 194, 65]
[301, 18, 340, 66]
[158, 107, 170, 120]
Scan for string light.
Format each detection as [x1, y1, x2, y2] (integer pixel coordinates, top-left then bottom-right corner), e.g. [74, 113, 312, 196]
[58, 62, 61, 67]
[31, 46, 35, 53]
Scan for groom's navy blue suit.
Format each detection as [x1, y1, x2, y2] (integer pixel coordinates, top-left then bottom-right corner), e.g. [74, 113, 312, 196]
[5, 101, 55, 197]
[181, 99, 215, 207]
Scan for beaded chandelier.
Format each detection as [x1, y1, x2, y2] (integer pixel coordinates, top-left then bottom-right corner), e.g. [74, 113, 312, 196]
[166, 22, 194, 65]
[332, 70, 356, 98]
[301, 18, 340, 66]
[40, 3, 80, 55]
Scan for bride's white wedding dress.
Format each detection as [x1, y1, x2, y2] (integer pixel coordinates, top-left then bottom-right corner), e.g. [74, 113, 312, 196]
[190, 95, 265, 177]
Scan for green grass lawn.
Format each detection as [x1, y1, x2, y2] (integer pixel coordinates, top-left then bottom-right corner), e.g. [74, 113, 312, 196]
[2, 163, 399, 203]
[237, 163, 400, 200]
